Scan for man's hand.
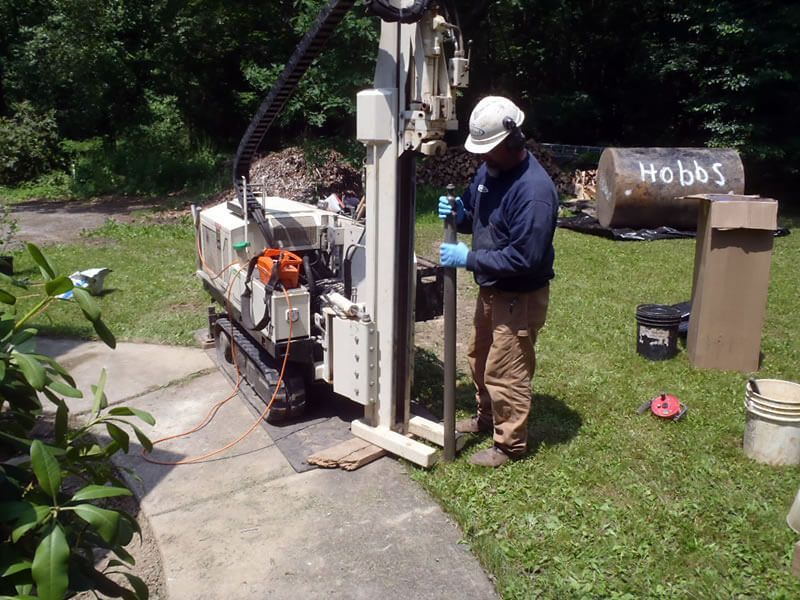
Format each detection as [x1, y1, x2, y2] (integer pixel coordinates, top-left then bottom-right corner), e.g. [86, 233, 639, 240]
[439, 242, 469, 268]
[438, 195, 465, 224]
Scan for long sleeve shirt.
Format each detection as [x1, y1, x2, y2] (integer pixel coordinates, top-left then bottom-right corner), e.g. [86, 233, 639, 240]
[458, 151, 558, 292]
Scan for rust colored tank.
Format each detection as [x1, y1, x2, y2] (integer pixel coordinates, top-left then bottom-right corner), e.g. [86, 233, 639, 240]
[596, 147, 745, 229]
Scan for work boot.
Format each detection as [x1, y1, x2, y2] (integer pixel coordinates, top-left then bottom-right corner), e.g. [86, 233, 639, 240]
[469, 446, 514, 468]
[456, 416, 492, 434]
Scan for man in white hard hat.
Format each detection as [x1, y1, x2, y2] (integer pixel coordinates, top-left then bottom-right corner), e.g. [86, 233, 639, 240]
[439, 95, 558, 468]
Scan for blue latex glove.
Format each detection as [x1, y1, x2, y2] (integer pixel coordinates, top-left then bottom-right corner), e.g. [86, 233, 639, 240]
[438, 195, 465, 224]
[440, 242, 469, 268]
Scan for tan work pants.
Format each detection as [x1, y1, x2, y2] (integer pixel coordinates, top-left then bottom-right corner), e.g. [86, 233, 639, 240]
[467, 285, 549, 456]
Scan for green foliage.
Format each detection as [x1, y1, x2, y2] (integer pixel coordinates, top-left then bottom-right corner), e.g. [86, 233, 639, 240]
[60, 95, 226, 197]
[0, 102, 61, 186]
[2, 0, 150, 139]
[1, 0, 798, 197]
[238, 1, 378, 133]
[0, 243, 150, 599]
[0, 172, 74, 203]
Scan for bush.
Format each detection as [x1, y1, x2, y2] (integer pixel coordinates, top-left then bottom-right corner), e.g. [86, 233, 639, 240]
[0, 244, 151, 599]
[0, 102, 61, 186]
[60, 94, 226, 197]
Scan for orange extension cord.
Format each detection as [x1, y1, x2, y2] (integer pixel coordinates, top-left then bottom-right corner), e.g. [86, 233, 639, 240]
[142, 235, 293, 466]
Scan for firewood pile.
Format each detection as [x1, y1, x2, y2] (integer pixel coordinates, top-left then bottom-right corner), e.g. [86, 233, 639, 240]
[569, 169, 597, 200]
[416, 140, 558, 188]
[416, 140, 595, 200]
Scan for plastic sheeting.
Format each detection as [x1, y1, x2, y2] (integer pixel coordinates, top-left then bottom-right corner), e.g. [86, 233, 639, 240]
[558, 211, 791, 241]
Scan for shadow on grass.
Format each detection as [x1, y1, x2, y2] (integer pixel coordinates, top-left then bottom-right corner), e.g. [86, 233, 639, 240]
[528, 394, 583, 454]
[413, 346, 475, 417]
[414, 347, 584, 453]
[33, 323, 95, 339]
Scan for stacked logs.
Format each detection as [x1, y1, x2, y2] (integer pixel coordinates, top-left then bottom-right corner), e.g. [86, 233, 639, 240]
[570, 170, 597, 200]
[416, 140, 594, 199]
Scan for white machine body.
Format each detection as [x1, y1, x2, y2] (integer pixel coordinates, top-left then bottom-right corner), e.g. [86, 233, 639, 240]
[195, 0, 468, 466]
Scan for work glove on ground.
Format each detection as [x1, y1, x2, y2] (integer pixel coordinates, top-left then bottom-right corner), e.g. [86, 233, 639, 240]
[440, 242, 469, 268]
[438, 195, 465, 224]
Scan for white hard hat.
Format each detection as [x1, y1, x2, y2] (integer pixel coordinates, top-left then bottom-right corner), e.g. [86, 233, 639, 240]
[464, 96, 525, 154]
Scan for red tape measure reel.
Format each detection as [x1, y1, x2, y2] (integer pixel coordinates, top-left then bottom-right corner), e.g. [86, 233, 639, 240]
[636, 393, 688, 421]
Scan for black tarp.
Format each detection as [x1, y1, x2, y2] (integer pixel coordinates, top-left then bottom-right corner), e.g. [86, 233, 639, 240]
[558, 210, 790, 241]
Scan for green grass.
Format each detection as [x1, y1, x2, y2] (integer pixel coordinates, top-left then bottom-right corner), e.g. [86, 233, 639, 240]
[4, 218, 209, 345]
[412, 214, 800, 598]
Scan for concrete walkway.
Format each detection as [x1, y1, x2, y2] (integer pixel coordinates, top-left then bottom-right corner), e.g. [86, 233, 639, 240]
[38, 338, 497, 600]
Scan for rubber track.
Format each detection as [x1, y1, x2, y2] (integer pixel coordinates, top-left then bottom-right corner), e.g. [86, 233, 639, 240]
[233, 0, 356, 204]
[215, 317, 306, 422]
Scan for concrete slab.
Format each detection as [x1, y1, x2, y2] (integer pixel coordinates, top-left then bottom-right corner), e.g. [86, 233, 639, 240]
[36, 338, 215, 414]
[148, 459, 497, 600]
[41, 336, 497, 599]
[111, 372, 295, 515]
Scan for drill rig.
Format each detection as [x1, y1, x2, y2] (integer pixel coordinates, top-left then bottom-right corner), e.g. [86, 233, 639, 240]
[193, 0, 469, 467]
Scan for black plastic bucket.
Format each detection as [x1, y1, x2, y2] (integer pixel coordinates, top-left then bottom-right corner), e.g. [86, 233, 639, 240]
[635, 304, 682, 360]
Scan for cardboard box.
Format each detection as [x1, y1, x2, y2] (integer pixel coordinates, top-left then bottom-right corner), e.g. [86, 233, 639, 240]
[686, 194, 778, 372]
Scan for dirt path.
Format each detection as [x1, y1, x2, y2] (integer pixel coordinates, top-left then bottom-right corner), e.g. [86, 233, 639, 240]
[7, 197, 174, 248]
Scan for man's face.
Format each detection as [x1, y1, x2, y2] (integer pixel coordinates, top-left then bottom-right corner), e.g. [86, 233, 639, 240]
[483, 138, 517, 173]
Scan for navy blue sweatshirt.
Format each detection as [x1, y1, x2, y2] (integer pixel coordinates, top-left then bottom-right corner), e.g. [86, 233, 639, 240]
[458, 151, 558, 292]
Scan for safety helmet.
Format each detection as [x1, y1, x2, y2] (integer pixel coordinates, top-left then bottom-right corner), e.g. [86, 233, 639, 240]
[464, 96, 525, 154]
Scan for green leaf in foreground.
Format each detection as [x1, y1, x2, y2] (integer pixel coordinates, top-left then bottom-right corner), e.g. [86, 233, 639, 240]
[0, 288, 15, 305]
[71, 287, 100, 321]
[54, 400, 67, 444]
[108, 406, 156, 426]
[1, 558, 32, 577]
[131, 424, 153, 453]
[44, 275, 73, 297]
[92, 317, 117, 348]
[47, 378, 83, 398]
[30, 440, 61, 500]
[71, 504, 120, 543]
[26, 243, 56, 280]
[70, 485, 132, 503]
[105, 422, 130, 453]
[120, 572, 149, 600]
[12, 504, 50, 543]
[12, 352, 46, 390]
[31, 522, 69, 600]
[92, 368, 108, 414]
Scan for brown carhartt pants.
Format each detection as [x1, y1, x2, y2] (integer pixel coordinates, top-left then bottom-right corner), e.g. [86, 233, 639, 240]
[467, 285, 550, 456]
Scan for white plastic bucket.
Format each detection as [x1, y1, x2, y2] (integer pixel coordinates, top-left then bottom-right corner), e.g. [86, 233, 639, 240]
[787, 486, 800, 534]
[743, 379, 800, 466]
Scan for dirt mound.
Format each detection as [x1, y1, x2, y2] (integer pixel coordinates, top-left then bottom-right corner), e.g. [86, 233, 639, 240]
[209, 147, 362, 206]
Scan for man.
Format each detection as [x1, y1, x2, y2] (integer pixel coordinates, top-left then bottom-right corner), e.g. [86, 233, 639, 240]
[438, 95, 558, 468]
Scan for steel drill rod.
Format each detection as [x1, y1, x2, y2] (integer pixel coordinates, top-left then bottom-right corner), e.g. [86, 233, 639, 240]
[443, 184, 457, 461]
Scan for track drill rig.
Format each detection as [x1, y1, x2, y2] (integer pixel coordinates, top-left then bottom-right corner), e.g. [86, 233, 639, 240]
[193, 0, 469, 466]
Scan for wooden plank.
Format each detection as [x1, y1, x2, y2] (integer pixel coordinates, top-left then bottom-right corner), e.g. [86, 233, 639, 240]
[408, 415, 469, 451]
[792, 540, 800, 578]
[351, 420, 438, 467]
[307, 436, 386, 471]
